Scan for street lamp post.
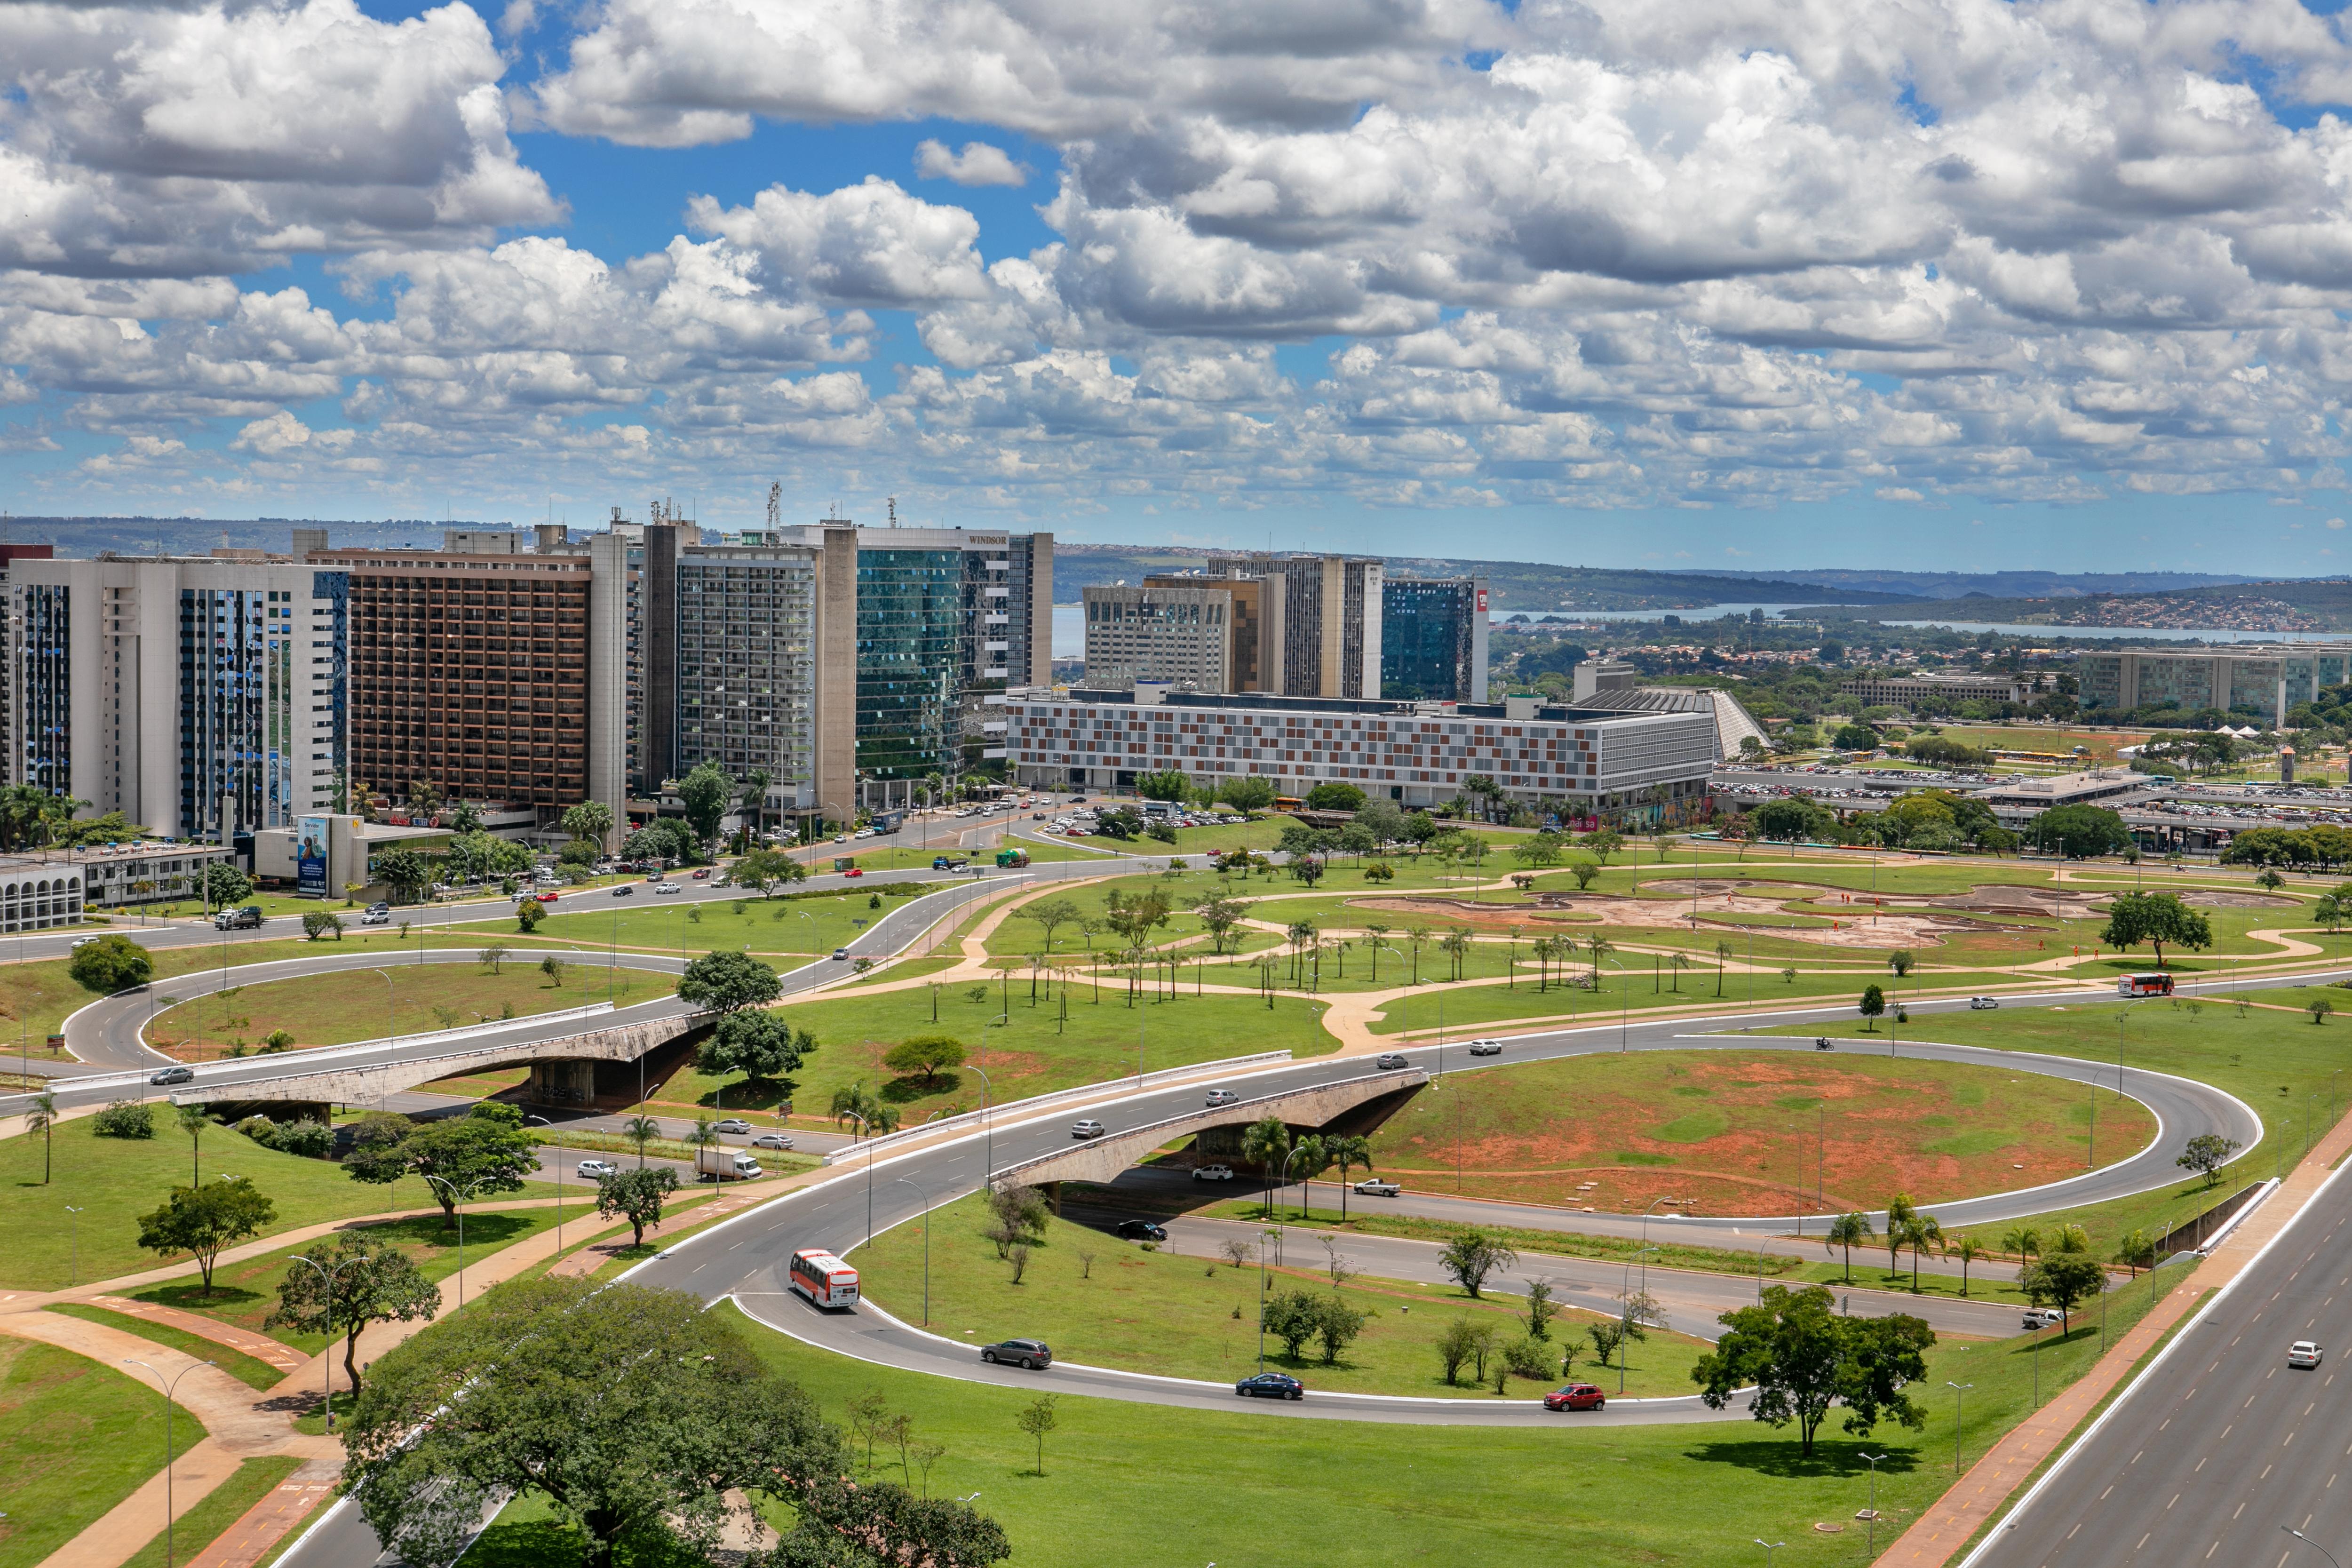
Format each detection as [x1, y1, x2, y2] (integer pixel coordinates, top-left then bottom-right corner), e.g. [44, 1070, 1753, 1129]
[286, 1252, 362, 1429]
[1948, 1380, 1974, 1474]
[419, 1175, 492, 1305]
[1606, 957, 1631, 1051]
[1638, 1197, 1681, 1297]
[1860, 1452, 1888, 1555]
[65, 1204, 81, 1286]
[844, 1112, 874, 1248]
[1753, 1542, 1785, 1567]
[891, 1175, 931, 1326]
[2282, 1527, 2348, 1568]
[1615, 1250, 1655, 1396]
[967, 1064, 994, 1182]
[123, 1357, 214, 1568]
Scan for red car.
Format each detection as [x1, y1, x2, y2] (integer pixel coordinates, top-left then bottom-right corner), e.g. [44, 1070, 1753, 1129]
[691, 868, 711, 880]
[1543, 1384, 1605, 1412]
[843, 866, 865, 877]
[534, 891, 560, 904]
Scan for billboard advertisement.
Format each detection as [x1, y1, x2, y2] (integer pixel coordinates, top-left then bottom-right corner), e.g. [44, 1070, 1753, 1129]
[1476, 587, 1488, 613]
[297, 815, 330, 898]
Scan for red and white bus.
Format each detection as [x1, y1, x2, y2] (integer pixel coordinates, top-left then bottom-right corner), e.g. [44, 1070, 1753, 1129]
[2118, 973, 2176, 998]
[788, 1248, 859, 1310]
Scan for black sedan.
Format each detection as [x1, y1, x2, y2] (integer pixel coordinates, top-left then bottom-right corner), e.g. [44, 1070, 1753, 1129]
[1114, 1219, 1168, 1242]
[1236, 1371, 1304, 1400]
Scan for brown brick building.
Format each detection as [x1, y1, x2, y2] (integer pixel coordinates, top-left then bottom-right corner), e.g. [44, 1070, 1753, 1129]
[321, 548, 596, 808]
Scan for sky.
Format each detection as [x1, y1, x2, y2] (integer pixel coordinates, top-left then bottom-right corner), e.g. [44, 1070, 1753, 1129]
[14, 0, 2352, 574]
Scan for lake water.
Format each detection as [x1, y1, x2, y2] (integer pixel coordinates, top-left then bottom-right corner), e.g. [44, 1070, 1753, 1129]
[1881, 621, 2352, 644]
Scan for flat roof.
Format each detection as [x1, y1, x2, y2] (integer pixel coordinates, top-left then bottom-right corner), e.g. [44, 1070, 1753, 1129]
[1038, 689, 1686, 724]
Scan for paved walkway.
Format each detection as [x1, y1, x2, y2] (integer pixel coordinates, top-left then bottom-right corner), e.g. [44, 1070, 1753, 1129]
[87, 1296, 307, 1375]
[185, 1461, 340, 1568]
[1877, 1110, 2352, 1566]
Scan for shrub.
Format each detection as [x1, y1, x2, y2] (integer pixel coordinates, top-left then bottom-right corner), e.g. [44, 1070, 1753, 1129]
[69, 933, 154, 994]
[95, 1100, 156, 1139]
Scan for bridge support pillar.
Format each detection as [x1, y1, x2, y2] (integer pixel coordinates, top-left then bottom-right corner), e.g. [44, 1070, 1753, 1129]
[1041, 1181, 1063, 1216]
[528, 1059, 598, 1106]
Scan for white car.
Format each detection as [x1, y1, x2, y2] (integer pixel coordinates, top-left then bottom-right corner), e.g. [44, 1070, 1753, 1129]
[750, 1132, 794, 1150]
[1071, 1119, 1107, 1140]
[2022, 1307, 2064, 1330]
[1467, 1039, 1503, 1057]
[2292, 1340, 2325, 1369]
[1354, 1178, 1401, 1197]
[1969, 996, 2000, 1011]
[576, 1159, 619, 1179]
[359, 909, 390, 925]
[1205, 1089, 1241, 1107]
[1192, 1163, 1235, 1182]
[656, 883, 683, 894]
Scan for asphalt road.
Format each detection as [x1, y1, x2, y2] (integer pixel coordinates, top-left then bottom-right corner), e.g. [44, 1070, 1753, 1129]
[1967, 1161, 2352, 1568]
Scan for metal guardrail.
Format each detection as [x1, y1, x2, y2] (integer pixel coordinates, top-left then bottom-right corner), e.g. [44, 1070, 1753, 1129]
[821, 1050, 1298, 1166]
[986, 1066, 1430, 1186]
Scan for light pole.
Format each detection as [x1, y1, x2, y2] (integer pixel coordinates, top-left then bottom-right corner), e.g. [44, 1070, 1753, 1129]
[419, 1174, 492, 1305]
[844, 1111, 874, 1248]
[370, 968, 396, 1056]
[1638, 1196, 1681, 1296]
[123, 1357, 213, 1568]
[892, 1175, 931, 1326]
[1860, 1451, 1888, 1554]
[1753, 1543, 1785, 1567]
[967, 1064, 994, 1182]
[1606, 957, 1631, 1051]
[286, 1252, 362, 1429]
[65, 1204, 81, 1286]
[2283, 1526, 2347, 1568]
[1616, 1250, 1654, 1395]
[1948, 1380, 1973, 1473]
[2117, 997, 2145, 1101]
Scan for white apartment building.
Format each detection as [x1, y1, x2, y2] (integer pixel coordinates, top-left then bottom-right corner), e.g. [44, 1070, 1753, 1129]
[1006, 689, 1717, 815]
[11, 552, 349, 842]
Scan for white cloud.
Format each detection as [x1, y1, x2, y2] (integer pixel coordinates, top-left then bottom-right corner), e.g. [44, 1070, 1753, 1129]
[914, 139, 1030, 187]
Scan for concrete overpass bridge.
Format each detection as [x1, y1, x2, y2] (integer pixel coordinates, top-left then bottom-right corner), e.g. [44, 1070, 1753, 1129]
[991, 1067, 1430, 1201]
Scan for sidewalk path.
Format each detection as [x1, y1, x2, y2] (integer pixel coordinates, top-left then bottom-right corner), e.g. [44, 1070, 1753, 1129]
[87, 1296, 307, 1375]
[1875, 1099, 2352, 1566]
[184, 1461, 339, 1568]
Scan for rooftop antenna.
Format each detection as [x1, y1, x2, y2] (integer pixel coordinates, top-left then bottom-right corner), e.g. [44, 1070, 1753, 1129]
[888, 495, 898, 527]
[766, 482, 781, 532]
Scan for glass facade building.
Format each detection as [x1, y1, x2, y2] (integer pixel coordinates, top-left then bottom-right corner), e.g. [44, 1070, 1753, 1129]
[1380, 577, 1488, 703]
[854, 545, 968, 779]
[2078, 647, 2352, 724]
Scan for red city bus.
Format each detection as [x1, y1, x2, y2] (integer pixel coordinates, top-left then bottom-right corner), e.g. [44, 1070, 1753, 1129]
[789, 1248, 860, 1310]
[2118, 974, 2176, 998]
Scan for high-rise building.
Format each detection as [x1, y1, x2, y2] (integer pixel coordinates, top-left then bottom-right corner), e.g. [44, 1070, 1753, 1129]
[1081, 582, 1235, 691]
[316, 533, 605, 818]
[1202, 553, 1383, 699]
[2078, 646, 2352, 726]
[9, 550, 349, 840]
[1381, 576, 1488, 703]
[0, 544, 54, 785]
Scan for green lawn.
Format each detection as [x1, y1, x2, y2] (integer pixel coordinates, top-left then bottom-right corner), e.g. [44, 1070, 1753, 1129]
[849, 1193, 1712, 1398]
[1359, 966, 2038, 1035]
[1764, 989, 2352, 1255]
[0, 1337, 204, 1568]
[146, 963, 666, 1057]
[516, 891, 898, 959]
[0, 1117, 449, 1291]
[115, 1457, 304, 1568]
[44, 1304, 287, 1391]
[1354, 1049, 2152, 1218]
[662, 985, 1335, 1126]
[702, 1258, 2183, 1568]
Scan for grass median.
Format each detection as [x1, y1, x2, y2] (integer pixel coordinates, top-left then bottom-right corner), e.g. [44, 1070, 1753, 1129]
[43, 1303, 286, 1390]
[113, 1457, 304, 1568]
[0, 1338, 201, 1568]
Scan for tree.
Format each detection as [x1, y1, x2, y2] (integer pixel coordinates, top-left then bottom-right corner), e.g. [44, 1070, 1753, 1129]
[596, 1166, 680, 1247]
[1510, 831, 1565, 872]
[477, 943, 510, 975]
[2309, 995, 2336, 1026]
[2022, 1251, 2106, 1333]
[1895, 1209, 1945, 1292]
[1858, 983, 1886, 1031]
[2100, 892, 2214, 967]
[1191, 894, 1250, 955]
[1014, 1394, 1059, 1476]
[677, 762, 737, 844]
[2026, 804, 2133, 860]
[698, 1011, 815, 1095]
[514, 898, 545, 934]
[26, 1089, 56, 1183]
[341, 1112, 415, 1185]
[1136, 769, 1191, 802]
[202, 863, 254, 907]
[1020, 897, 1084, 952]
[176, 1103, 212, 1184]
[1436, 1316, 1481, 1385]
[678, 950, 782, 1013]
[883, 1034, 967, 1088]
[342, 1279, 856, 1568]
[561, 800, 614, 845]
[297, 907, 344, 942]
[1945, 1234, 1990, 1297]
[1304, 781, 1367, 812]
[266, 1233, 437, 1401]
[1883, 1193, 1917, 1278]
[1217, 775, 1277, 816]
[731, 848, 806, 895]
[1692, 1284, 1935, 1457]
[1522, 1278, 1559, 1340]
[373, 847, 432, 903]
[2177, 1132, 2241, 1187]
[2001, 1224, 2042, 1262]
[1753, 797, 1835, 843]
[69, 933, 153, 994]
[1822, 1211, 1871, 1283]
[1240, 1115, 1291, 1211]
[405, 1111, 540, 1225]
[1327, 1133, 1375, 1220]
[2114, 1229, 2157, 1278]
[1261, 1289, 1322, 1361]
[1437, 1229, 1518, 1300]
[136, 1177, 276, 1297]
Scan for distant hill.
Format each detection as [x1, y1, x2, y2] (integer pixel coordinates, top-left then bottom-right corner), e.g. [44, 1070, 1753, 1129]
[1050, 544, 1914, 610]
[1695, 568, 2270, 598]
[4, 516, 447, 557]
[1811, 578, 2352, 633]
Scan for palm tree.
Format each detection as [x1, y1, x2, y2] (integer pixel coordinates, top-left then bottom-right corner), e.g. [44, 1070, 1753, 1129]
[1946, 1233, 1989, 1297]
[177, 1104, 210, 1185]
[2001, 1224, 2042, 1264]
[623, 1114, 660, 1167]
[1823, 1211, 1871, 1283]
[1286, 919, 1318, 985]
[1240, 1115, 1291, 1218]
[1506, 925, 1522, 988]
[2051, 1223, 2091, 1255]
[1898, 1211, 1945, 1293]
[1666, 951, 1692, 992]
[26, 1089, 56, 1183]
[1290, 1134, 1329, 1216]
[1714, 940, 1735, 997]
[1883, 1193, 1918, 1280]
[2114, 1229, 2156, 1278]
[1364, 924, 1391, 982]
[1327, 1134, 1375, 1220]
[1405, 925, 1432, 984]
[686, 1115, 720, 1157]
[1586, 933, 1614, 989]
[1439, 928, 1472, 981]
